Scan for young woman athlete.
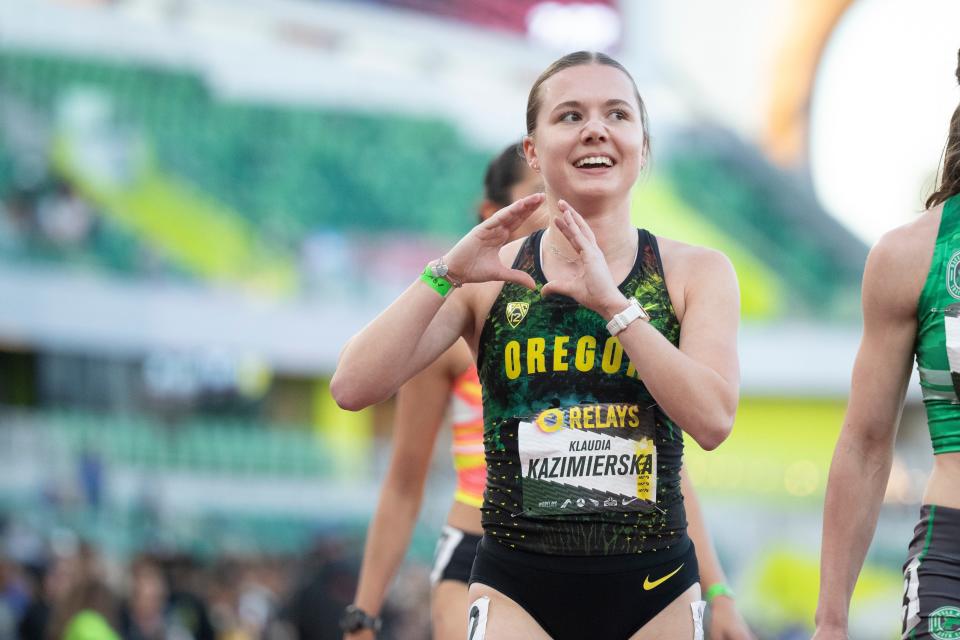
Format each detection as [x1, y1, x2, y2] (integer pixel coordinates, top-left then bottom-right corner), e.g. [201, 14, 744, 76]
[814, 50, 960, 639]
[340, 144, 753, 639]
[333, 52, 740, 639]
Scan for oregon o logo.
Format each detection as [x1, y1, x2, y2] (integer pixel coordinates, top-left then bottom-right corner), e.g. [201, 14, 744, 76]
[947, 251, 960, 299]
[930, 606, 960, 640]
[535, 408, 564, 433]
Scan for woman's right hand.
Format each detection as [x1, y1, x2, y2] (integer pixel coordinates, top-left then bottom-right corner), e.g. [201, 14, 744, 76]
[443, 193, 544, 290]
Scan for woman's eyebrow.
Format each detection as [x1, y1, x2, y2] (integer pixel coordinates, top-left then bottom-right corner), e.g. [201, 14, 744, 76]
[551, 100, 583, 113]
[550, 99, 633, 113]
[605, 99, 633, 110]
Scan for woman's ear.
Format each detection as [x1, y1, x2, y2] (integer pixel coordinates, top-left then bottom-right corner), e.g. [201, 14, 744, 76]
[522, 136, 539, 173]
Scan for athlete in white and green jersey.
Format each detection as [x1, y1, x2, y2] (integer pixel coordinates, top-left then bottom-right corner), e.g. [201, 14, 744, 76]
[815, 49, 960, 640]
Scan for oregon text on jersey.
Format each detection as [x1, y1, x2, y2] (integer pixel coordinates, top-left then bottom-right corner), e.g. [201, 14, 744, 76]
[503, 335, 644, 380]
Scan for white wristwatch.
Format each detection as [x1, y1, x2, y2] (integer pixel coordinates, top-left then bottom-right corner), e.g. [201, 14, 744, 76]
[606, 298, 649, 336]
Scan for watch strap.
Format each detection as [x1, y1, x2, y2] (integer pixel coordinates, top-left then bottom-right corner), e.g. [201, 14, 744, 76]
[340, 605, 382, 633]
[606, 298, 648, 336]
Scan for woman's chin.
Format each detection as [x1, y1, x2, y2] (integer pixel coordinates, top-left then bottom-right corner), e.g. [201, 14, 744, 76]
[561, 184, 624, 206]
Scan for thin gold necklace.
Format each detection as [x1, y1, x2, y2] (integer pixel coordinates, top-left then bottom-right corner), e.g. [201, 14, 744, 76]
[545, 229, 636, 264]
[548, 242, 579, 264]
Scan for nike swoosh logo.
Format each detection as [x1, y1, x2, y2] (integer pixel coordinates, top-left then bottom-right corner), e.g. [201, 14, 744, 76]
[642, 563, 684, 591]
[467, 605, 479, 640]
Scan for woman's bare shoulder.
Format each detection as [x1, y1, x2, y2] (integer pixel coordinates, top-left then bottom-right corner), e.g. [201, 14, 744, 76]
[872, 205, 941, 265]
[863, 205, 942, 308]
[653, 235, 734, 280]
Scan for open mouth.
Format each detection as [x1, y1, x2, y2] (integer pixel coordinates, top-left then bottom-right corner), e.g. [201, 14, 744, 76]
[573, 155, 616, 169]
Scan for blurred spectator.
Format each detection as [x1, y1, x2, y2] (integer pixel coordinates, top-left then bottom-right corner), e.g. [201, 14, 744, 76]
[270, 539, 358, 640]
[19, 540, 90, 640]
[44, 543, 120, 640]
[119, 553, 219, 640]
[46, 577, 121, 640]
[120, 556, 171, 640]
[162, 554, 214, 640]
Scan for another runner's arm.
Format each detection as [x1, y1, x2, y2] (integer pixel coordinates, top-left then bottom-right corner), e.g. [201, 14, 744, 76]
[346, 351, 457, 639]
[332, 193, 542, 410]
[813, 231, 919, 638]
[682, 466, 755, 640]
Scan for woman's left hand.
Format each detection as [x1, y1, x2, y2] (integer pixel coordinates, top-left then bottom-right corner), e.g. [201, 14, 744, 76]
[540, 200, 629, 318]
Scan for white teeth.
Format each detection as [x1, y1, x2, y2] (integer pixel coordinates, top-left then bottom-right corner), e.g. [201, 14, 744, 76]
[574, 156, 614, 168]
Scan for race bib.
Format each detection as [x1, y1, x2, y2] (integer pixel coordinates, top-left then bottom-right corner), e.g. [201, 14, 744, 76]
[516, 403, 658, 516]
[945, 304, 960, 399]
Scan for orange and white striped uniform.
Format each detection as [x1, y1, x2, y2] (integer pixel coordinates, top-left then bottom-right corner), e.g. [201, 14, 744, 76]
[449, 365, 485, 508]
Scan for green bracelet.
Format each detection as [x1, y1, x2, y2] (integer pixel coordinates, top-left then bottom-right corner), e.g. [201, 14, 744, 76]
[421, 265, 454, 297]
[705, 582, 735, 603]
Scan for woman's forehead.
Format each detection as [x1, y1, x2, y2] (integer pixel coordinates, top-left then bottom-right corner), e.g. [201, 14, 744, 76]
[539, 64, 638, 109]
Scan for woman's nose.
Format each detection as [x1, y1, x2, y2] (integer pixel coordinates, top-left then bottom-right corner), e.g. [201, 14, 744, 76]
[580, 119, 608, 143]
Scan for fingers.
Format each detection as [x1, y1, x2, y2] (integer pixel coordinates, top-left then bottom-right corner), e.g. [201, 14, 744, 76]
[490, 193, 545, 231]
[499, 268, 537, 291]
[553, 210, 587, 254]
[540, 278, 574, 299]
[558, 200, 596, 243]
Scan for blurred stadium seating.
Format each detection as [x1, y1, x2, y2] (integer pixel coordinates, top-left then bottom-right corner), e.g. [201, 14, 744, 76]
[0, 49, 867, 319]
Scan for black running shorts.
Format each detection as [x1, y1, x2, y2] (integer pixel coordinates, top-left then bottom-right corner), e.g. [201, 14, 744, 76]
[470, 534, 699, 640]
[902, 504, 960, 639]
[430, 525, 482, 586]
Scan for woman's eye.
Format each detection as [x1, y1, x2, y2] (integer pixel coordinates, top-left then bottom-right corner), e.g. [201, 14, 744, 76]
[610, 110, 628, 120]
[559, 111, 581, 122]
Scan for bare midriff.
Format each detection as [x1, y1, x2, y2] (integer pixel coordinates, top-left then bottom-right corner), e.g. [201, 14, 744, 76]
[923, 451, 960, 509]
[446, 500, 483, 535]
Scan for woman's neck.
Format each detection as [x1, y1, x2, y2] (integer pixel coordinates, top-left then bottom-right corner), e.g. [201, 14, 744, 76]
[543, 193, 636, 262]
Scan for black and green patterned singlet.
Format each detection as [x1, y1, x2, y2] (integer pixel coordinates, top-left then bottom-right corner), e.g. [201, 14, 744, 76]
[477, 228, 687, 556]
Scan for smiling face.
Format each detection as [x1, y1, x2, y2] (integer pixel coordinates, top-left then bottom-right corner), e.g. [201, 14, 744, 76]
[524, 63, 646, 208]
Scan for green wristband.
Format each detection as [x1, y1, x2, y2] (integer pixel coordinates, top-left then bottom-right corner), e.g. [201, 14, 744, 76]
[705, 582, 735, 603]
[421, 265, 453, 297]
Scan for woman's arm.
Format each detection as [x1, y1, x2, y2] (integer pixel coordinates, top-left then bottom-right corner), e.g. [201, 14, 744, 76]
[613, 247, 739, 450]
[543, 202, 739, 450]
[331, 193, 542, 411]
[813, 229, 923, 638]
[345, 348, 462, 639]
[682, 466, 755, 640]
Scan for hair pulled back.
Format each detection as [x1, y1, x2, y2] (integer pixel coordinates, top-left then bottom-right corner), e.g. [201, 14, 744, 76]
[926, 48, 960, 209]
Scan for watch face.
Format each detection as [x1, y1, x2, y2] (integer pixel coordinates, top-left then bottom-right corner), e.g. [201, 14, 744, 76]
[339, 608, 364, 632]
[339, 607, 380, 633]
